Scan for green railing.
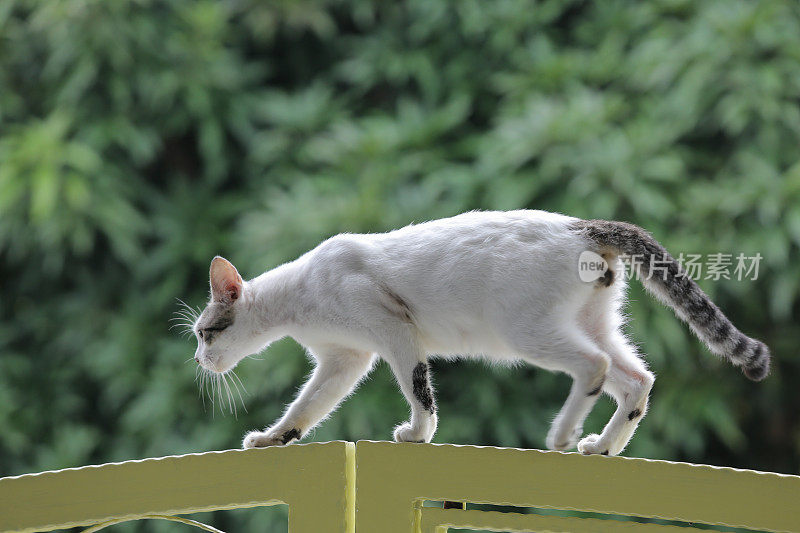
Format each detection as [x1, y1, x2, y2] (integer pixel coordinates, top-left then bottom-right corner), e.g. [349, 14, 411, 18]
[1, 441, 799, 533]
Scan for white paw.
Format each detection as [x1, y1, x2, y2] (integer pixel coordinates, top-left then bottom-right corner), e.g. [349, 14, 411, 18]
[577, 433, 612, 455]
[242, 427, 301, 449]
[546, 426, 582, 451]
[393, 422, 431, 443]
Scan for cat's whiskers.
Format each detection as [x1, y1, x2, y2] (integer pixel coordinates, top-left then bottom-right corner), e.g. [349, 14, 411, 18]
[229, 370, 248, 397]
[213, 373, 221, 417]
[192, 367, 247, 418]
[200, 367, 215, 412]
[168, 319, 194, 331]
[173, 311, 193, 319]
[170, 310, 196, 321]
[218, 373, 228, 416]
[202, 374, 207, 409]
[226, 369, 248, 414]
[173, 299, 202, 339]
[170, 316, 198, 339]
[221, 373, 237, 418]
[208, 371, 215, 412]
[176, 298, 200, 317]
[216, 373, 227, 418]
[209, 372, 218, 418]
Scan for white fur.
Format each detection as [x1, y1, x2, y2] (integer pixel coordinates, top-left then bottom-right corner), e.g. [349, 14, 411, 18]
[193, 210, 654, 455]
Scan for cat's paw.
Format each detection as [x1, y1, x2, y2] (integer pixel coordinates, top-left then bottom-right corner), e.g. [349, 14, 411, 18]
[393, 422, 431, 443]
[546, 425, 582, 451]
[577, 433, 612, 456]
[243, 431, 283, 448]
[242, 427, 302, 449]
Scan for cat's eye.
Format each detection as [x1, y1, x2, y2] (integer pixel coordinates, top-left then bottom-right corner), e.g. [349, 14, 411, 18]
[198, 328, 223, 342]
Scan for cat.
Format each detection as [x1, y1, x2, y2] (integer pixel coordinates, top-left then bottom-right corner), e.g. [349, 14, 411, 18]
[189, 210, 770, 456]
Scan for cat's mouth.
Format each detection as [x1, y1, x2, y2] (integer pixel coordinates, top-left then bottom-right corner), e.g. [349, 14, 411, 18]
[196, 353, 223, 373]
[198, 353, 240, 375]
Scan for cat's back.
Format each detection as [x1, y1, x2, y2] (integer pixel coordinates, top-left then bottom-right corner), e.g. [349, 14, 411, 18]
[301, 209, 581, 280]
[372, 209, 579, 256]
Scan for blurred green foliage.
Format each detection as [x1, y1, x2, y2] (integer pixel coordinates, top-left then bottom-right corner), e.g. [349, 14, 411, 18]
[1, 0, 800, 530]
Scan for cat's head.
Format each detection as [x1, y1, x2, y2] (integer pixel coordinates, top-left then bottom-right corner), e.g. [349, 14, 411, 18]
[193, 256, 262, 373]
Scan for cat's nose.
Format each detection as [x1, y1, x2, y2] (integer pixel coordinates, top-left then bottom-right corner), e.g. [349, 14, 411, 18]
[194, 356, 200, 363]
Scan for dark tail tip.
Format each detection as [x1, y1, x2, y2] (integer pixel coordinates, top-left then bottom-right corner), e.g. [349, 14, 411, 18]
[743, 341, 771, 381]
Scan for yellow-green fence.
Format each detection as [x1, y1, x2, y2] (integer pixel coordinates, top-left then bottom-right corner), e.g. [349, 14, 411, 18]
[1, 441, 799, 533]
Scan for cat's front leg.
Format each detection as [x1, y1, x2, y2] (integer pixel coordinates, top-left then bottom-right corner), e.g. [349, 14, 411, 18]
[384, 345, 438, 443]
[393, 414, 437, 443]
[242, 348, 374, 449]
[243, 427, 302, 448]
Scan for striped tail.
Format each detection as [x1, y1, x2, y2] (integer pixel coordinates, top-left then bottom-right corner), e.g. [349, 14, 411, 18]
[572, 219, 770, 381]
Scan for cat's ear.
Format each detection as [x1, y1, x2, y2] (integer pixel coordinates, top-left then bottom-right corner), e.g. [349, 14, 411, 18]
[210, 256, 243, 304]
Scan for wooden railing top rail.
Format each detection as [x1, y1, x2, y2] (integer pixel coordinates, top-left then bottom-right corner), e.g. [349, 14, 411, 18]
[1, 441, 798, 533]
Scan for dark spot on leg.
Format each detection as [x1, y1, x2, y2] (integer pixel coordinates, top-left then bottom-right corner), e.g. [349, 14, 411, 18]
[602, 450, 609, 455]
[412, 362, 436, 414]
[628, 408, 642, 421]
[280, 428, 301, 444]
[587, 377, 605, 396]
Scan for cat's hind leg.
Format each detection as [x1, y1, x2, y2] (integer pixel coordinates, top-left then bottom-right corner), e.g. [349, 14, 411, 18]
[513, 328, 611, 452]
[544, 337, 611, 452]
[243, 347, 374, 448]
[577, 332, 654, 456]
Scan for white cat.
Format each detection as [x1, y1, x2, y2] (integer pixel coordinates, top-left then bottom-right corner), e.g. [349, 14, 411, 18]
[190, 210, 769, 456]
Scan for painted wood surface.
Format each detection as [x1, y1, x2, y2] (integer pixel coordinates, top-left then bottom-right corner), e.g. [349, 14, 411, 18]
[2, 441, 798, 533]
[355, 441, 800, 533]
[418, 507, 710, 533]
[0, 441, 354, 533]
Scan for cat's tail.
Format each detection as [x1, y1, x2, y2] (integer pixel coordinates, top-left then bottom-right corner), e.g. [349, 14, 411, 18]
[572, 219, 770, 381]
